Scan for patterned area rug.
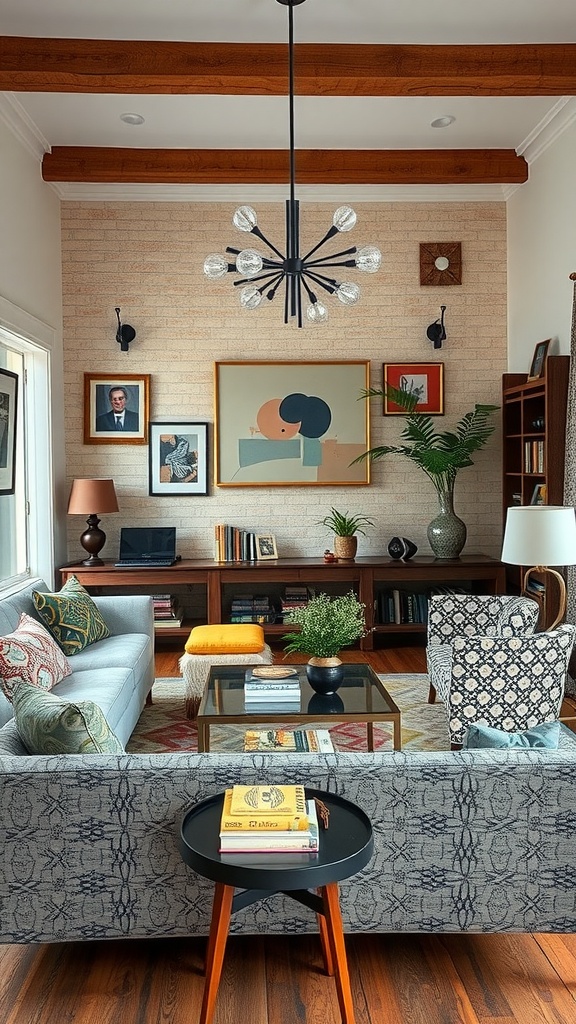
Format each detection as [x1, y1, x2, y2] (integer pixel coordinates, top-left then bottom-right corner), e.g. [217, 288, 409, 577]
[126, 674, 450, 753]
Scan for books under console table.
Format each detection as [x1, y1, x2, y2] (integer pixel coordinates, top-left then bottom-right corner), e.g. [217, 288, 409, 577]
[58, 555, 505, 650]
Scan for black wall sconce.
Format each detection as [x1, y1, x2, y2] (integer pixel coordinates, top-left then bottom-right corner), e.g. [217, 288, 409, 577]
[115, 307, 136, 353]
[426, 305, 446, 349]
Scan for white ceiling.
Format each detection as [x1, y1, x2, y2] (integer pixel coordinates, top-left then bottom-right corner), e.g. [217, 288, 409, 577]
[1, 0, 576, 193]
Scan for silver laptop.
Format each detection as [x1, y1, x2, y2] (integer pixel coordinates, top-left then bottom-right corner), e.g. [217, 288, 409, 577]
[115, 527, 177, 567]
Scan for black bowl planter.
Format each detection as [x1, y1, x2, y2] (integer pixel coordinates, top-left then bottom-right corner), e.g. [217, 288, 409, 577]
[306, 658, 344, 694]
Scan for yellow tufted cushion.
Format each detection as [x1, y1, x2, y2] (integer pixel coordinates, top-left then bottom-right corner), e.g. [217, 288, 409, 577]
[185, 623, 266, 655]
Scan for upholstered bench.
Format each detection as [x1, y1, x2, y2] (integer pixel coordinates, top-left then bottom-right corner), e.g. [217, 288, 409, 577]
[179, 624, 273, 717]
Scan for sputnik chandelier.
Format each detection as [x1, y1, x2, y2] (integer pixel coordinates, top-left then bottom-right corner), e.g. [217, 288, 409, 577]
[203, 0, 382, 326]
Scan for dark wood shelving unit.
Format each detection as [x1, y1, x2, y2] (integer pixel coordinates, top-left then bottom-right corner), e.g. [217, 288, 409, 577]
[59, 554, 505, 650]
[502, 354, 570, 615]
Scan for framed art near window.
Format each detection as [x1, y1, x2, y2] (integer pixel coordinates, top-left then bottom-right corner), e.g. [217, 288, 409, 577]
[84, 373, 150, 444]
[528, 339, 551, 380]
[0, 368, 18, 495]
[214, 360, 370, 486]
[148, 422, 209, 496]
[255, 535, 278, 560]
[383, 362, 444, 415]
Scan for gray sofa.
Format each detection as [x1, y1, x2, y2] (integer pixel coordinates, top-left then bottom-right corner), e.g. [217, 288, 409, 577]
[1, 580, 576, 944]
[0, 577, 155, 746]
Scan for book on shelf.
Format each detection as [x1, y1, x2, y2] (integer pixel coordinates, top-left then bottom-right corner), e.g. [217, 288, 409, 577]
[219, 798, 319, 852]
[229, 784, 306, 817]
[220, 787, 310, 831]
[243, 728, 334, 753]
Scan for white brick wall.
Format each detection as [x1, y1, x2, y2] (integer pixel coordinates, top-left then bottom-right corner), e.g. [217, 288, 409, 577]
[62, 200, 506, 562]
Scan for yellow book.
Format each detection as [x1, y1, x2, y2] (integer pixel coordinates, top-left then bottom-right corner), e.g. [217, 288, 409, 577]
[228, 784, 307, 819]
[220, 788, 309, 832]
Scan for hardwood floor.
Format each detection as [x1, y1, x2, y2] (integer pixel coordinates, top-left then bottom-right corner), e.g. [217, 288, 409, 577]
[2, 641, 575, 1024]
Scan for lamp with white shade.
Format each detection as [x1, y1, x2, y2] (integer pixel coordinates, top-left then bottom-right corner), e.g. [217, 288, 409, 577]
[67, 478, 119, 565]
[501, 505, 576, 630]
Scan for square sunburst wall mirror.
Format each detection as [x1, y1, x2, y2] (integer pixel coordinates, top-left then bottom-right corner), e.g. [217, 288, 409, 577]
[420, 242, 462, 286]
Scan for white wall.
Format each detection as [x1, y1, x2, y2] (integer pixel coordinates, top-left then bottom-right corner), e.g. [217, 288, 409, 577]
[507, 118, 576, 372]
[0, 118, 66, 574]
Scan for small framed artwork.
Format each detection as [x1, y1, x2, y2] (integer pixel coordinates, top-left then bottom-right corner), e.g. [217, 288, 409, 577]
[383, 362, 444, 415]
[215, 360, 370, 486]
[255, 534, 278, 560]
[531, 483, 547, 506]
[0, 368, 18, 496]
[84, 373, 150, 444]
[528, 339, 551, 380]
[148, 422, 209, 496]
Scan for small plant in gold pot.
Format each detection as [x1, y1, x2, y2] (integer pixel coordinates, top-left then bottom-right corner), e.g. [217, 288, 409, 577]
[318, 508, 374, 562]
[283, 591, 366, 694]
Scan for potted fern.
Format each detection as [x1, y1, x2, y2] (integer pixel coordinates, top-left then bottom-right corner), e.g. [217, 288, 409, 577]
[354, 384, 498, 558]
[318, 508, 374, 561]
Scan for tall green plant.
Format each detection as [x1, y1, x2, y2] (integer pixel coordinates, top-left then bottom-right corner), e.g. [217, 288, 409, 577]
[354, 383, 498, 495]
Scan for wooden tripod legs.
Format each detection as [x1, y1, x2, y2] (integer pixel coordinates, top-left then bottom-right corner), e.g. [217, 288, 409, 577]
[200, 881, 356, 1024]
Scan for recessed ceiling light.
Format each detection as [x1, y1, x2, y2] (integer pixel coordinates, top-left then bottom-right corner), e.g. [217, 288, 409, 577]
[120, 112, 145, 126]
[431, 115, 456, 129]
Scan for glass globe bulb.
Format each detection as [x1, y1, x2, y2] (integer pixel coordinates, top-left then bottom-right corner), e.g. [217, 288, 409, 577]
[236, 249, 264, 278]
[355, 245, 382, 273]
[306, 301, 329, 324]
[203, 253, 228, 279]
[333, 206, 357, 233]
[336, 282, 360, 305]
[240, 286, 262, 310]
[233, 206, 258, 232]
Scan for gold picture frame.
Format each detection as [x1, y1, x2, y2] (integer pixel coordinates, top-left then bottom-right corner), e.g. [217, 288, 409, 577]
[84, 373, 150, 445]
[214, 360, 370, 486]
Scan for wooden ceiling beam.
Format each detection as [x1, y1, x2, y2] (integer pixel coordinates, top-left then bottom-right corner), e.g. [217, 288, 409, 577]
[42, 147, 528, 185]
[2, 38, 576, 96]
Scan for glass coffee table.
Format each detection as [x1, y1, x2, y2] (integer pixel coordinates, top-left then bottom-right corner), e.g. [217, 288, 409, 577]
[196, 663, 401, 753]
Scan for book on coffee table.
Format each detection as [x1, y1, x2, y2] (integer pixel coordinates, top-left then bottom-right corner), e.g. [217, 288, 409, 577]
[243, 729, 334, 753]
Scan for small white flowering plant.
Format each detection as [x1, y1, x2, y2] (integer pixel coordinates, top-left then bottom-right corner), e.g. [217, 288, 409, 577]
[282, 591, 366, 659]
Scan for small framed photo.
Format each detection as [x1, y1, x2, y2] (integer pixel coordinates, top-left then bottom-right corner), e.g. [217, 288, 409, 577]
[255, 534, 278, 560]
[84, 373, 150, 444]
[0, 368, 18, 496]
[531, 483, 547, 506]
[148, 422, 209, 496]
[383, 362, 444, 415]
[528, 339, 551, 380]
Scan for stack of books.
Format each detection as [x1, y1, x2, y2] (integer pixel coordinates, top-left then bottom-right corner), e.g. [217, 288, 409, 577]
[152, 594, 183, 628]
[243, 728, 334, 753]
[279, 585, 311, 623]
[219, 784, 319, 853]
[230, 594, 277, 624]
[244, 666, 301, 710]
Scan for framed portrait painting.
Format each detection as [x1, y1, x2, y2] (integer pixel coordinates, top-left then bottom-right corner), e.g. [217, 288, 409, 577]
[383, 362, 444, 415]
[214, 360, 370, 487]
[0, 368, 18, 496]
[84, 373, 150, 444]
[148, 422, 209, 496]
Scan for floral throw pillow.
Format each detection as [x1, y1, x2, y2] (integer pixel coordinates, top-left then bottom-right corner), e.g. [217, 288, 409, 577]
[0, 612, 72, 702]
[33, 575, 110, 656]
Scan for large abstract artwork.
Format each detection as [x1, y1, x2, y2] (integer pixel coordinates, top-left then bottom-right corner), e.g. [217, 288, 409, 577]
[215, 361, 370, 487]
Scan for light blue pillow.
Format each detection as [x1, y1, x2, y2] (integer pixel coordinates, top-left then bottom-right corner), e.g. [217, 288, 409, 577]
[463, 721, 560, 750]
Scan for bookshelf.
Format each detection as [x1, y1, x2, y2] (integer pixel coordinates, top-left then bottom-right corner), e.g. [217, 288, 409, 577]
[502, 354, 570, 617]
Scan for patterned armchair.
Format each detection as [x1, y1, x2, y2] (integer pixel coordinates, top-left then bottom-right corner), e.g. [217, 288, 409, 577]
[427, 593, 540, 704]
[441, 624, 576, 746]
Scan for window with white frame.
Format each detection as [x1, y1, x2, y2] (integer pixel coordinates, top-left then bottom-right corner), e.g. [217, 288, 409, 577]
[0, 320, 53, 591]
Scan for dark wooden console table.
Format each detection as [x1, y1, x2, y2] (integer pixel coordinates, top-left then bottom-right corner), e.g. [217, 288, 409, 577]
[59, 554, 505, 650]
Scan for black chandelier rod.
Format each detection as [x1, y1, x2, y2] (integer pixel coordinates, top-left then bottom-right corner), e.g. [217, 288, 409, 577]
[288, 2, 296, 209]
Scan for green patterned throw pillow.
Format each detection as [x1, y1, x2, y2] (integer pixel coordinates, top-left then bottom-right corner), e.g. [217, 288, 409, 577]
[12, 682, 124, 755]
[32, 575, 110, 655]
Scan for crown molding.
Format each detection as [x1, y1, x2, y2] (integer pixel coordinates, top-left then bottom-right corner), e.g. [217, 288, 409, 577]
[517, 96, 576, 164]
[51, 181, 509, 202]
[0, 92, 48, 162]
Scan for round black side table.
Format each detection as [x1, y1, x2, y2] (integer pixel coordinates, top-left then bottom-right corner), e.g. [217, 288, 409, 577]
[178, 787, 373, 1024]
